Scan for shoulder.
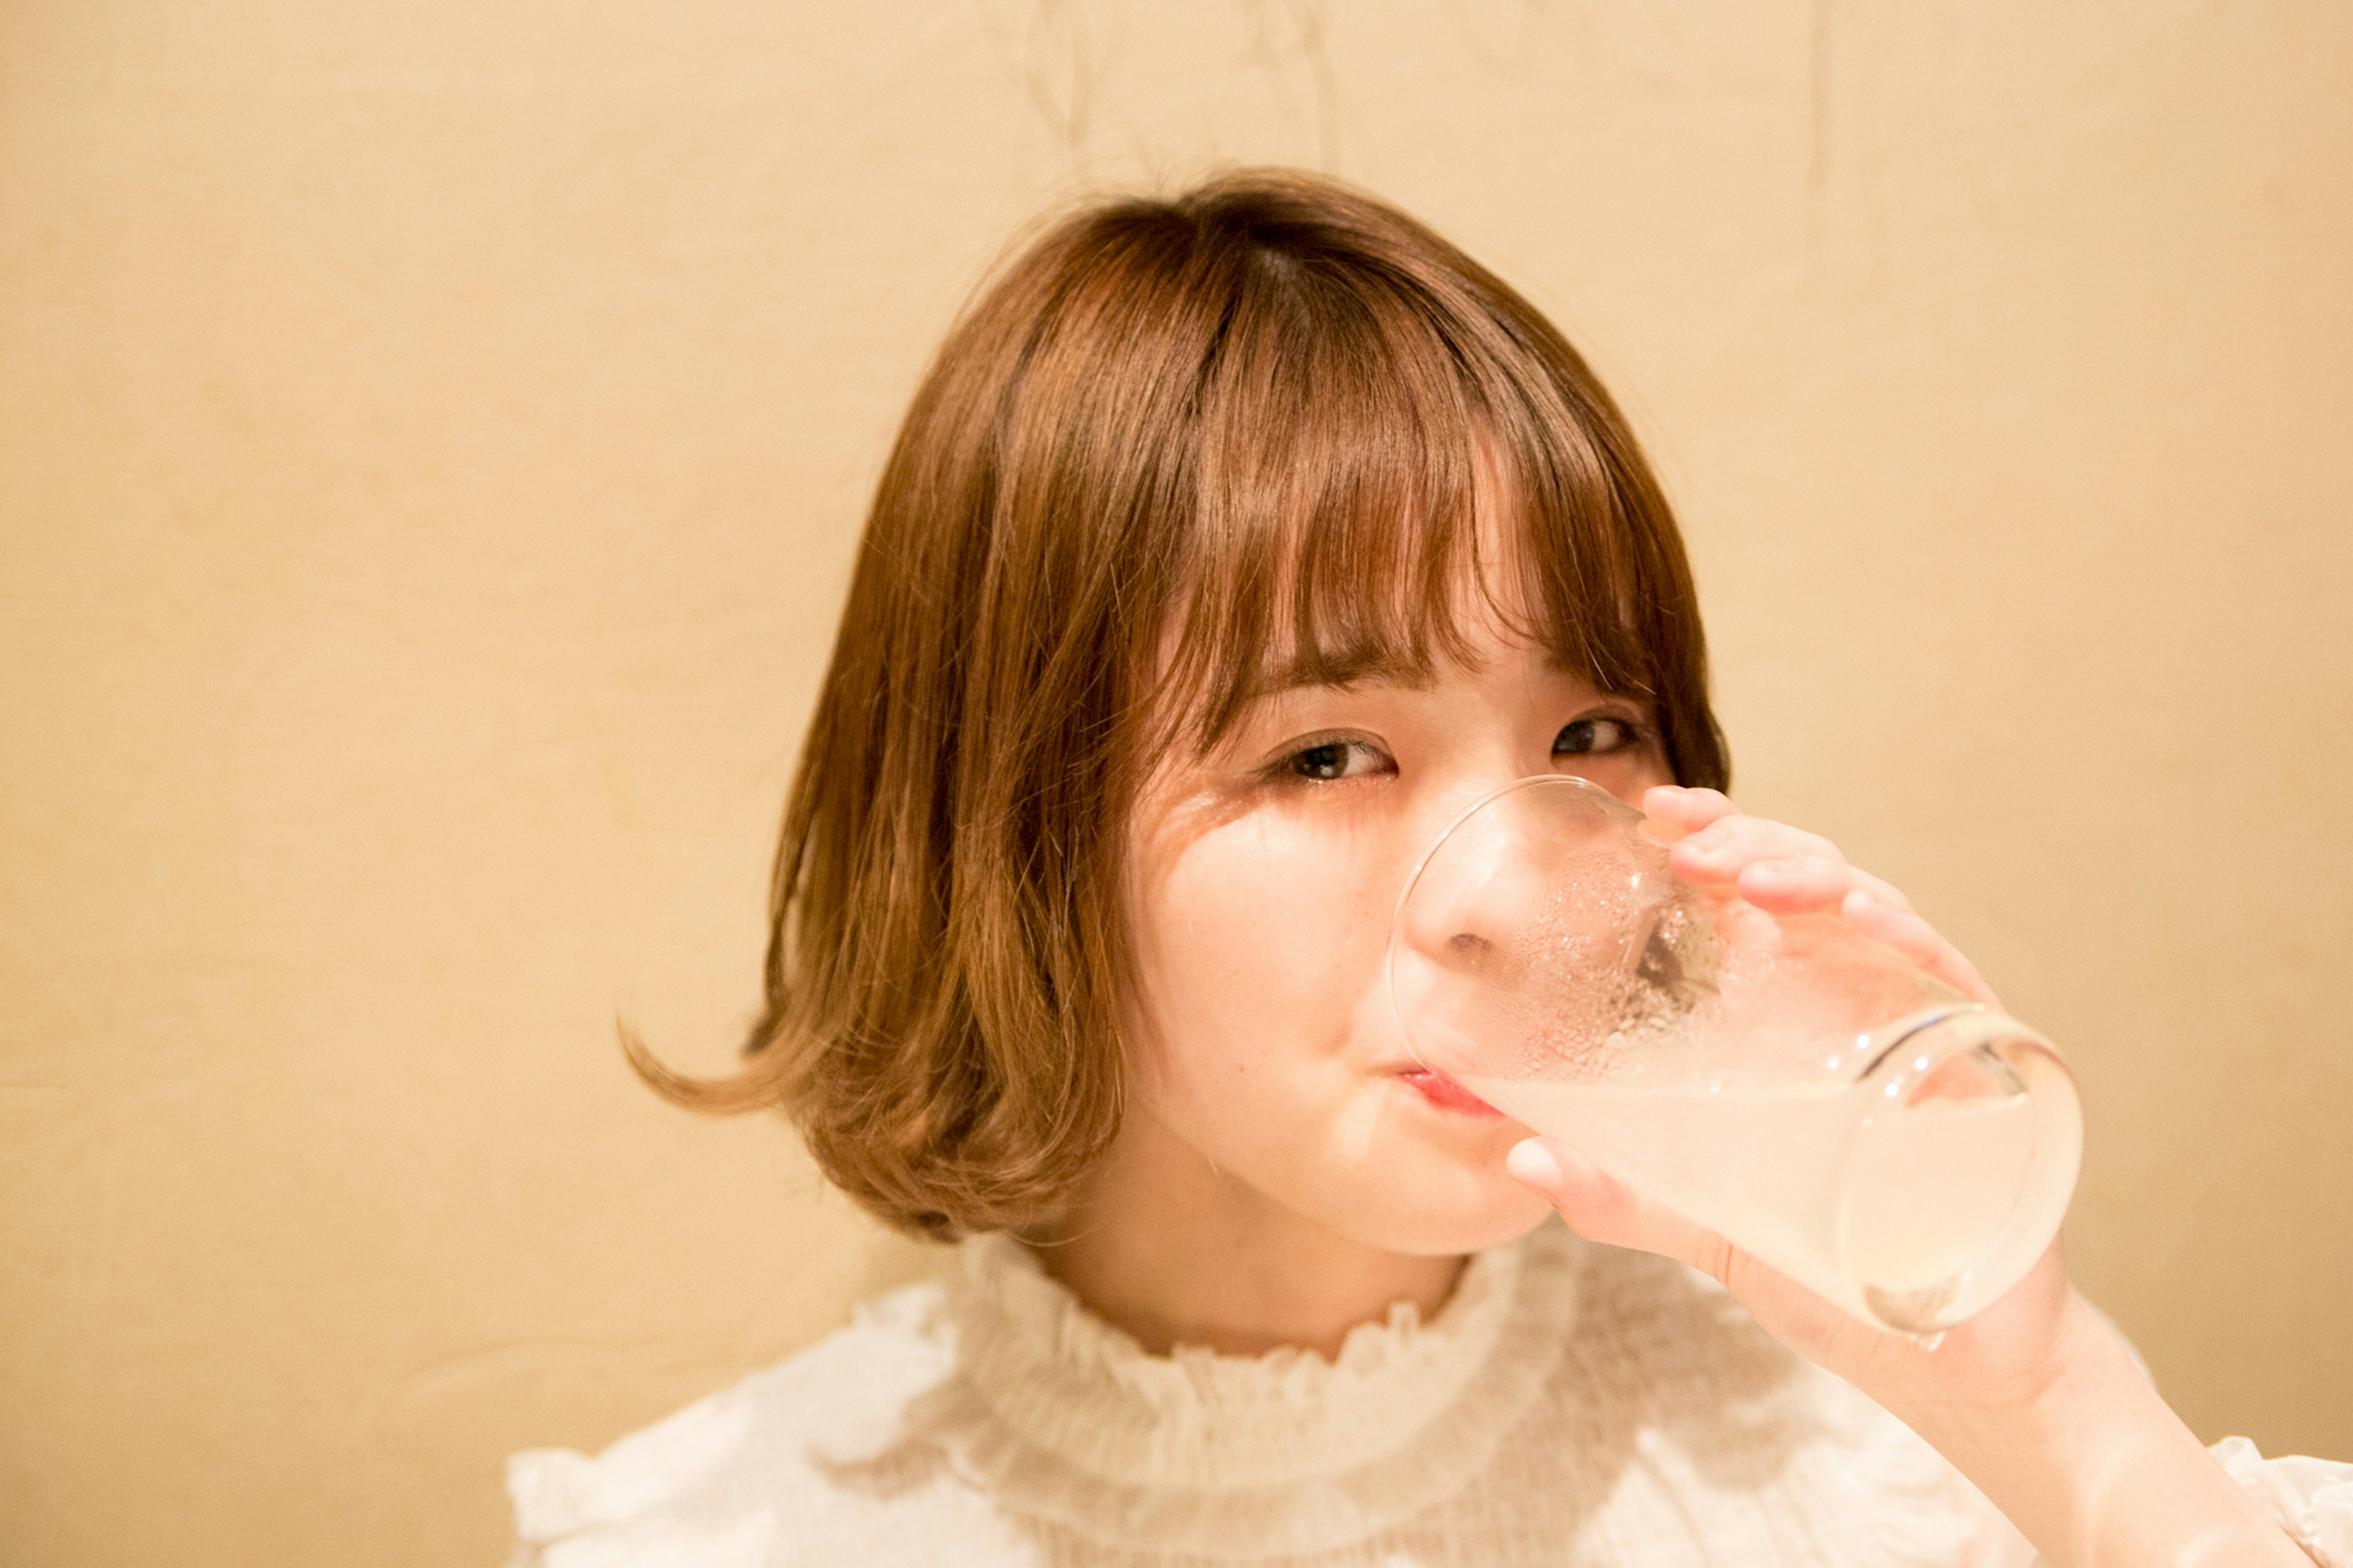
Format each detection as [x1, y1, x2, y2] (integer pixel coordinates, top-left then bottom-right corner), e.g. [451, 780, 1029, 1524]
[504, 1279, 982, 1568]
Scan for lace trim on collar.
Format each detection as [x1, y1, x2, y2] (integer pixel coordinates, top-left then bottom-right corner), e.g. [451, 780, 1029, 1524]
[916, 1225, 1585, 1556]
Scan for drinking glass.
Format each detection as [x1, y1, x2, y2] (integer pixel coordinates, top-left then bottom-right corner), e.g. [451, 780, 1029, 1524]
[1387, 775, 2082, 1339]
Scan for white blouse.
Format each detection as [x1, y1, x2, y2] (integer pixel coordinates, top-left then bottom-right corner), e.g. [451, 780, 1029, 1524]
[507, 1224, 2351, 1566]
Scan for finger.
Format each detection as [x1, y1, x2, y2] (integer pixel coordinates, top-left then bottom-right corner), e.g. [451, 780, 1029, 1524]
[1737, 857, 1923, 918]
[1639, 786, 1739, 848]
[1843, 867, 1918, 915]
[1729, 863, 1998, 1003]
[1669, 814, 1846, 884]
[1735, 854, 1854, 913]
[1505, 1137, 1742, 1288]
[1506, 1137, 1931, 1381]
[1724, 862, 2001, 1004]
[1842, 890, 2002, 1007]
[1642, 785, 1740, 836]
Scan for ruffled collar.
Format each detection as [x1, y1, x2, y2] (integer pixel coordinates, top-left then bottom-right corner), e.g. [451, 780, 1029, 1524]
[919, 1222, 1586, 1556]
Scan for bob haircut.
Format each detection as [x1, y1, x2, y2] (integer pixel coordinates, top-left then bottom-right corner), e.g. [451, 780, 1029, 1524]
[634, 170, 1729, 1241]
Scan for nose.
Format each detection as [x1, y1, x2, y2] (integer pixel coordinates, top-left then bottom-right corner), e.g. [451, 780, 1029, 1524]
[1396, 794, 1553, 982]
[1393, 776, 1618, 965]
[1396, 779, 1637, 980]
[1390, 776, 1651, 1077]
[1390, 775, 1678, 1079]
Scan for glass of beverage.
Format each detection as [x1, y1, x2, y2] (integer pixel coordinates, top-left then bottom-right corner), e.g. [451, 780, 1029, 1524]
[1388, 775, 2082, 1340]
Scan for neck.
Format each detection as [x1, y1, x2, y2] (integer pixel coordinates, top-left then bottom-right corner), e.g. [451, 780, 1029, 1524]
[1027, 1106, 1466, 1361]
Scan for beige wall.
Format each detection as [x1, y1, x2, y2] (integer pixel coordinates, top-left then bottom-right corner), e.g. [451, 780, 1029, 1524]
[4, 3, 2348, 1562]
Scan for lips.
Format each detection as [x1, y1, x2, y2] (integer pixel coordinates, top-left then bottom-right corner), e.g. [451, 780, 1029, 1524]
[1395, 1067, 1504, 1116]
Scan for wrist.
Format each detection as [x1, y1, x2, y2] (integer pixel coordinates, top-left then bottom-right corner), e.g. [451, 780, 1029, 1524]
[1897, 1296, 2304, 1568]
[1901, 1287, 2134, 1445]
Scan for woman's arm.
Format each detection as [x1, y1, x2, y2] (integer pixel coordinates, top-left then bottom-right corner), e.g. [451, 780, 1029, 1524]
[1905, 1284, 2312, 1568]
[1513, 1131, 2309, 1567]
[1503, 784, 2314, 1568]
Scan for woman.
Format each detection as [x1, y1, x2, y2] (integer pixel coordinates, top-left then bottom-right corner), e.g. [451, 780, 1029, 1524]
[508, 170, 2349, 1566]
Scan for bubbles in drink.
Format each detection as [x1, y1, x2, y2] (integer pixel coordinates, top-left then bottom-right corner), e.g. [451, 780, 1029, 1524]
[1477, 850, 1722, 1083]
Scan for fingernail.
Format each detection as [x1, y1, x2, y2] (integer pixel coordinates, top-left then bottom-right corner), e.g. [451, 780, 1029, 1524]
[1506, 1138, 1564, 1189]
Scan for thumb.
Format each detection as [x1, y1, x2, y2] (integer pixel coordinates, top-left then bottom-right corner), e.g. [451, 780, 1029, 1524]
[1505, 1137, 1743, 1291]
[1503, 1137, 1894, 1376]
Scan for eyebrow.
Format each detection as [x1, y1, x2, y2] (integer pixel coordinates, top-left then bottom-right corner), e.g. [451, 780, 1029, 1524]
[1244, 644, 1636, 703]
[1245, 647, 1438, 699]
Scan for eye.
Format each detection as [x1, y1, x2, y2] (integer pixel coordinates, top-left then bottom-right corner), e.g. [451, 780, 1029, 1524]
[1283, 737, 1391, 782]
[1553, 716, 1642, 757]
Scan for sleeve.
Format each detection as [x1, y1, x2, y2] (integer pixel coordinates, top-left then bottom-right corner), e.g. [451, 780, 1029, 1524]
[2212, 1437, 2353, 1566]
[1945, 1438, 2353, 1568]
[504, 1447, 636, 1568]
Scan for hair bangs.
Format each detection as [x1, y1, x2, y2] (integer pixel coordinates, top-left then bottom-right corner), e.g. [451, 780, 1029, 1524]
[1151, 244, 1670, 758]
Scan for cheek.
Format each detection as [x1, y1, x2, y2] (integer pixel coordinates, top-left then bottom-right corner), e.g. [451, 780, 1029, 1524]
[1564, 750, 1677, 809]
[1120, 798, 1571, 1254]
[1124, 810, 1396, 1097]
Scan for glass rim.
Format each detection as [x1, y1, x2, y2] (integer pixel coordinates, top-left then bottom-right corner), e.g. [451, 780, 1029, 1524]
[1385, 772, 1643, 1071]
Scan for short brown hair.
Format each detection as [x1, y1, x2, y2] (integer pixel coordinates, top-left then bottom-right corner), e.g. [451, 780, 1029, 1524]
[631, 170, 1729, 1240]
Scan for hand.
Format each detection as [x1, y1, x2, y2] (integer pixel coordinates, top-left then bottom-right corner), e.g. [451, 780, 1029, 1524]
[1506, 786, 2308, 1567]
[1641, 784, 1999, 1012]
[1512, 782, 2080, 1410]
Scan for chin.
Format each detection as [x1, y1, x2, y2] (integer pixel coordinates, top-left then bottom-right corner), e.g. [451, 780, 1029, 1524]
[1333, 1168, 1559, 1259]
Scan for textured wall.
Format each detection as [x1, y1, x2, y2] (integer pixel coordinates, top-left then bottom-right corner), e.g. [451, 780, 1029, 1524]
[2, 4, 2347, 1564]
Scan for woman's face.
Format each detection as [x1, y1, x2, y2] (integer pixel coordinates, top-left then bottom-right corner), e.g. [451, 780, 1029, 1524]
[1116, 593, 1676, 1258]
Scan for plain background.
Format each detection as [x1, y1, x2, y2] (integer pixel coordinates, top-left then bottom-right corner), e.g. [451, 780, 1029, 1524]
[3, 2, 2349, 1563]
